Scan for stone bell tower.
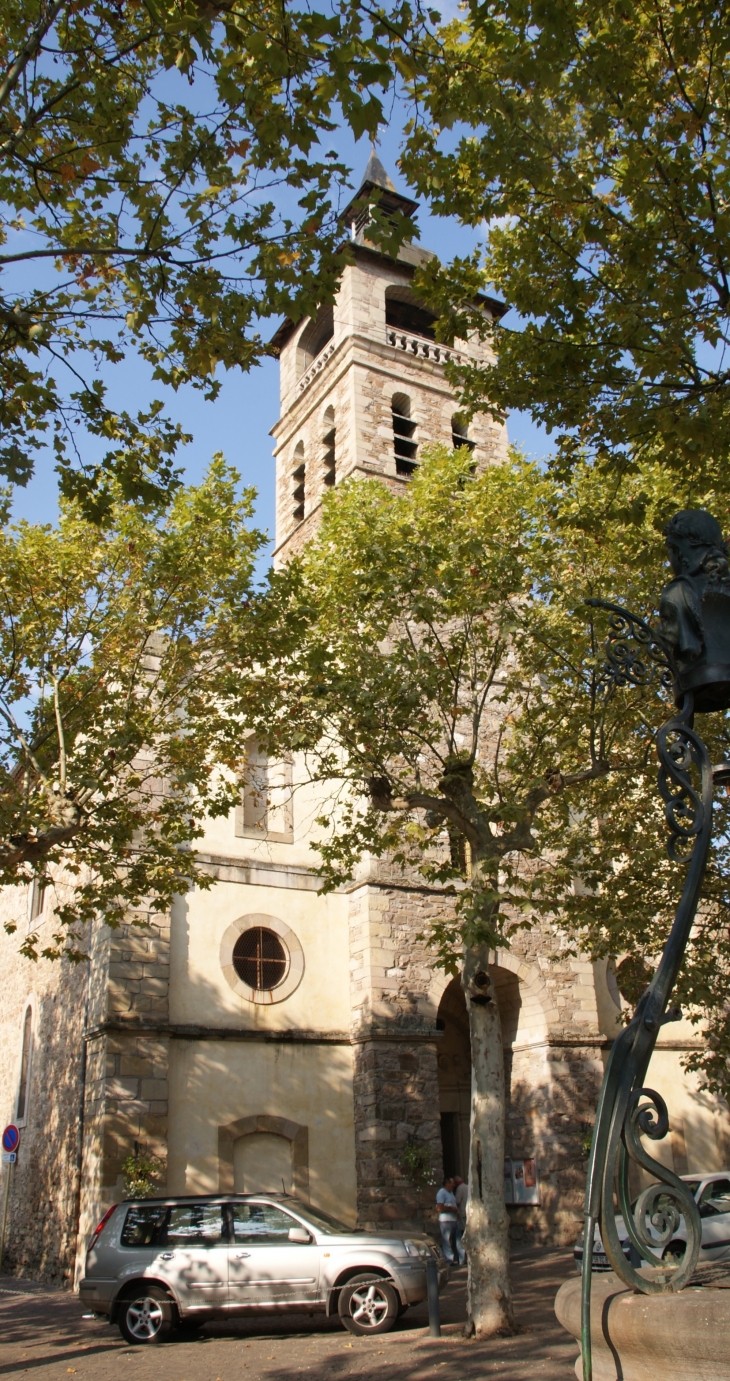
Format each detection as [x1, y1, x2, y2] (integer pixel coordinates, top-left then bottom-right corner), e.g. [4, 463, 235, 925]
[269, 152, 509, 565]
[267, 157, 514, 1230]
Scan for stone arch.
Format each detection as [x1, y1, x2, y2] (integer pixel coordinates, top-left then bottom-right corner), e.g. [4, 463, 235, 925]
[427, 950, 559, 1042]
[296, 305, 334, 376]
[218, 1114, 309, 1198]
[431, 953, 559, 1180]
[384, 285, 437, 341]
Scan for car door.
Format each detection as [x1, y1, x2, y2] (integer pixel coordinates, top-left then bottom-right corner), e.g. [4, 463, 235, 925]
[227, 1201, 320, 1309]
[698, 1178, 730, 1259]
[151, 1202, 229, 1313]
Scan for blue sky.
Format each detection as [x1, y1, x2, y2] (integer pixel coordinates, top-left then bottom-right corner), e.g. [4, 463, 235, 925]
[10, 120, 549, 564]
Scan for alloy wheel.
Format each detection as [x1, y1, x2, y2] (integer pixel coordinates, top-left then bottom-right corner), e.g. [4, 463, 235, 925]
[349, 1283, 390, 1329]
[126, 1296, 164, 1340]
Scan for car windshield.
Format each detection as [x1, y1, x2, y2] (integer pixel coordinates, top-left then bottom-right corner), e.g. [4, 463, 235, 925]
[683, 1181, 702, 1198]
[284, 1201, 362, 1235]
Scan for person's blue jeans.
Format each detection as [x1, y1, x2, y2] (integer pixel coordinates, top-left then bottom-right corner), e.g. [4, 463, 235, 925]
[439, 1217, 465, 1266]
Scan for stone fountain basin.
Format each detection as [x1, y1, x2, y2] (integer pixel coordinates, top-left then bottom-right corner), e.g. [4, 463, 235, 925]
[555, 1267, 730, 1381]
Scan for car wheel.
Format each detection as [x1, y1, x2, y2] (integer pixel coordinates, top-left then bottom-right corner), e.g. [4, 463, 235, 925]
[118, 1286, 176, 1345]
[663, 1240, 687, 1266]
[338, 1274, 399, 1336]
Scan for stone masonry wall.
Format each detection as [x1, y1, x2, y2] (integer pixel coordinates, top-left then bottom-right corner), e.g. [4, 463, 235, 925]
[352, 1036, 442, 1229]
[347, 878, 456, 1230]
[0, 884, 89, 1285]
[76, 911, 170, 1276]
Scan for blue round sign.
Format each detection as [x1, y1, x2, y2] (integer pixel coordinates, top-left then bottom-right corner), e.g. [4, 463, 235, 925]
[2, 1125, 19, 1153]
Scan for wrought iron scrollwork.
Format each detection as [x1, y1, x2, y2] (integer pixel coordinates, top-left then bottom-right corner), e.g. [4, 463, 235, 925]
[585, 598, 674, 693]
[657, 715, 708, 862]
[581, 650, 713, 1380]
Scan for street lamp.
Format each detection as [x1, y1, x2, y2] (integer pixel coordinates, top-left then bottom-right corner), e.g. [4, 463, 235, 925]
[581, 510, 730, 1381]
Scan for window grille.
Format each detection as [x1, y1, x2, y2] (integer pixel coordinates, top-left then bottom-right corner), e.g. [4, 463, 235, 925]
[232, 927, 288, 991]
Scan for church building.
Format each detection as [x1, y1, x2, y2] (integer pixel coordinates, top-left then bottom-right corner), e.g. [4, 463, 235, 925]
[1, 157, 729, 1288]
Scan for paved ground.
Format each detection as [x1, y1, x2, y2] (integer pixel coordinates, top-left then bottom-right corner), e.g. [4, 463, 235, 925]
[0, 1250, 580, 1381]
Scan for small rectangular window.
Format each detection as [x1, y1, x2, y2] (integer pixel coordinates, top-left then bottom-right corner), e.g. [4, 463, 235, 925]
[235, 739, 293, 843]
[121, 1204, 169, 1248]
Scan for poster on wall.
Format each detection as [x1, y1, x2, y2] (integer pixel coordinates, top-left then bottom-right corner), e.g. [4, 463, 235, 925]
[504, 1157, 540, 1205]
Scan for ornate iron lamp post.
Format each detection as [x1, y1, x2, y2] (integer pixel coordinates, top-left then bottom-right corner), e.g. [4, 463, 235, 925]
[581, 510, 730, 1381]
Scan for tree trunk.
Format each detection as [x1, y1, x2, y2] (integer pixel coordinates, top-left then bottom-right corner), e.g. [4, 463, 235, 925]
[462, 943, 515, 1336]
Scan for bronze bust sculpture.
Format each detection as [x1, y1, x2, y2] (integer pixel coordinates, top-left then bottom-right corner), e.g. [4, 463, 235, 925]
[660, 509, 730, 711]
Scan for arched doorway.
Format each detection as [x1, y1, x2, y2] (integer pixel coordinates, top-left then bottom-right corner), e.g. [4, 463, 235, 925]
[436, 978, 470, 1179]
[436, 968, 522, 1179]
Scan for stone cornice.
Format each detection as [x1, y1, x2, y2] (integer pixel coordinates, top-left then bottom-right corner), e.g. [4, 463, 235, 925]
[85, 1019, 351, 1044]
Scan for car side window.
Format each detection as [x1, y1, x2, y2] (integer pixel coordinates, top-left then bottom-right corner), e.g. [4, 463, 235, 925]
[700, 1179, 730, 1213]
[121, 1205, 169, 1247]
[230, 1203, 297, 1244]
[161, 1204, 225, 1247]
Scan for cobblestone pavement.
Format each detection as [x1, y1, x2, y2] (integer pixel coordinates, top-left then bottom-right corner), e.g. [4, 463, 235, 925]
[0, 1249, 580, 1381]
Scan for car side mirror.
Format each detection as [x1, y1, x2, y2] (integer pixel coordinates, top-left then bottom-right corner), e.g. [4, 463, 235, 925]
[288, 1226, 311, 1243]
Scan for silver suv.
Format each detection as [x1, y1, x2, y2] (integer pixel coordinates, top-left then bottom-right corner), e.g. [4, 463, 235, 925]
[80, 1194, 448, 1344]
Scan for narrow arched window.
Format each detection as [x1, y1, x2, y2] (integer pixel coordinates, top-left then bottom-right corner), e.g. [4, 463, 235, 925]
[16, 1004, 32, 1123]
[29, 876, 46, 924]
[392, 393, 417, 476]
[323, 407, 335, 488]
[292, 442, 305, 523]
[451, 413, 475, 454]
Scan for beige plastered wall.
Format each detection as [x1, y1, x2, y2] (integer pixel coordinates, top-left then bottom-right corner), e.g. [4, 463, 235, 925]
[166, 1039, 357, 1224]
[637, 1020, 730, 1179]
[170, 876, 351, 1033]
[166, 784, 357, 1221]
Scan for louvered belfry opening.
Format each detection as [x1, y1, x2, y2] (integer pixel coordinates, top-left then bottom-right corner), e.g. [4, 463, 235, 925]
[292, 442, 305, 523]
[392, 393, 417, 476]
[233, 927, 287, 991]
[323, 407, 336, 487]
[451, 413, 476, 453]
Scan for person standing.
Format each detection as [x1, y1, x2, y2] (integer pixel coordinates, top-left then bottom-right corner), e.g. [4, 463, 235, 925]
[436, 1176, 466, 1266]
[453, 1175, 468, 1231]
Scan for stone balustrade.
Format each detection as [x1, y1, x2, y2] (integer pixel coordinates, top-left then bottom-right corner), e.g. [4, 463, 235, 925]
[384, 327, 467, 365]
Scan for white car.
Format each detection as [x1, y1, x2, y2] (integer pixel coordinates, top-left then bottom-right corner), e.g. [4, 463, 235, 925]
[574, 1172, 730, 1272]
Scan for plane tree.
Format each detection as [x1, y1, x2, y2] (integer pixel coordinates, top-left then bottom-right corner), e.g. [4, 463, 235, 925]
[400, 0, 730, 476]
[0, 456, 261, 959]
[236, 444, 729, 1334]
[0, 0, 423, 513]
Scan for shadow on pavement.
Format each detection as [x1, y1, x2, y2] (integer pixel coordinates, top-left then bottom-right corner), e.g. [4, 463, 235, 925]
[0, 1248, 580, 1380]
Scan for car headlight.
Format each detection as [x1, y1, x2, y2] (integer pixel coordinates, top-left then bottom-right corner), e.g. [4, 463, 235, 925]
[403, 1240, 419, 1257]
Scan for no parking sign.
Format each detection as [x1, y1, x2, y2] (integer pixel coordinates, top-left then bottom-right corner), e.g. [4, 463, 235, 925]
[1, 1124, 18, 1270]
[1, 1125, 19, 1155]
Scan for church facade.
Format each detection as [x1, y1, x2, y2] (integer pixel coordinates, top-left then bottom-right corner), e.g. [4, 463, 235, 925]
[1, 159, 729, 1288]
